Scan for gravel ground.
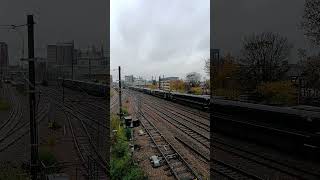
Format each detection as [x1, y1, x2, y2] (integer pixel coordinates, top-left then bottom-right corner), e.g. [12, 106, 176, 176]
[124, 96, 175, 179]
[125, 94, 210, 179]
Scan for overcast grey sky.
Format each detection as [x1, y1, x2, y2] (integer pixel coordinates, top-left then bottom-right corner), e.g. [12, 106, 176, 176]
[0, 0, 106, 65]
[110, 0, 210, 81]
[213, 0, 317, 61]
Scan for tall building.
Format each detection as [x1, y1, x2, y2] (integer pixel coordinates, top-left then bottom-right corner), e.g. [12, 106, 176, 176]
[47, 41, 75, 66]
[56, 42, 74, 65]
[0, 42, 9, 77]
[160, 77, 179, 91]
[76, 45, 106, 66]
[125, 75, 134, 86]
[47, 44, 57, 65]
[47, 42, 109, 81]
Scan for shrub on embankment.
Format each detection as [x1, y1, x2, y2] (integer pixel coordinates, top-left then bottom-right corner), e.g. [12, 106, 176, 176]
[111, 114, 146, 180]
[0, 162, 28, 180]
[0, 98, 10, 111]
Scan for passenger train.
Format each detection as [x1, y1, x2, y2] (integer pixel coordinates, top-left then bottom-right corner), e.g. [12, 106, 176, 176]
[60, 79, 107, 97]
[58, 79, 319, 157]
[128, 86, 210, 111]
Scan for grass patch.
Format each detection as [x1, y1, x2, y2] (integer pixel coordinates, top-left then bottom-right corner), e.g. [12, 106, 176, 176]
[257, 81, 297, 106]
[0, 98, 10, 111]
[48, 121, 62, 130]
[39, 146, 58, 166]
[121, 107, 129, 116]
[16, 86, 27, 96]
[46, 136, 57, 147]
[0, 162, 28, 180]
[39, 146, 61, 174]
[111, 114, 146, 180]
[110, 90, 115, 97]
[214, 88, 241, 100]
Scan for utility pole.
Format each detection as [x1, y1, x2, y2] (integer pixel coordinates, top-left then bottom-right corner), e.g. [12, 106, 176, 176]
[27, 14, 38, 180]
[158, 76, 161, 89]
[118, 66, 122, 120]
[89, 58, 91, 81]
[71, 49, 74, 80]
[62, 75, 65, 103]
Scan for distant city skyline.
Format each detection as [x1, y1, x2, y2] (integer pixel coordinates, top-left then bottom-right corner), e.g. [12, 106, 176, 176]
[0, 0, 106, 65]
[110, 0, 209, 81]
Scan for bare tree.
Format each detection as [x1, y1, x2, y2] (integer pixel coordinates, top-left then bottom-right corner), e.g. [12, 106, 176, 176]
[297, 48, 307, 62]
[240, 32, 292, 87]
[302, 0, 320, 45]
[301, 56, 320, 90]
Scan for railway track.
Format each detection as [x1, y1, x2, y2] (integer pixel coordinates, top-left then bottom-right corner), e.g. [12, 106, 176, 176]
[43, 87, 108, 129]
[41, 86, 109, 178]
[0, 86, 49, 153]
[211, 134, 320, 180]
[42, 87, 108, 156]
[0, 84, 23, 135]
[0, 102, 48, 152]
[140, 94, 209, 130]
[137, 91, 209, 122]
[130, 90, 210, 150]
[129, 89, 320, 180]
[63, 107, 108, 179]
[131, 95, 201, 180]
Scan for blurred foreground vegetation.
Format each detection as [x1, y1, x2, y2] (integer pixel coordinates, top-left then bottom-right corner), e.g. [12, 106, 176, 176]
[0, 162, 29, 180]
[0, 98, 10, 111]
[111, 114, 146, 180]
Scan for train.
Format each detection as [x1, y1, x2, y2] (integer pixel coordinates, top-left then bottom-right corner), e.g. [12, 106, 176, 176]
[129, 86, 210, 111]
[130, 86, 320, 158]
[60, 79, 107, 97]
[211, 99, 320, 159]
[59, 79, 320, 158]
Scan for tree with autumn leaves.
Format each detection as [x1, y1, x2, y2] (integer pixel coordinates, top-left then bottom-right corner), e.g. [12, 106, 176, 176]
[211, 53, 241, 99]
[170, 80, 186, 92]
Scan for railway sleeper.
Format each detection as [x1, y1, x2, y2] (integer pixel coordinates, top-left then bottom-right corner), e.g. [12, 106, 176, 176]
[175, 168, 191, 176]
[170, 161, 183, 167]
[162, 150, 175, 156]
[166, 153, 178, 160]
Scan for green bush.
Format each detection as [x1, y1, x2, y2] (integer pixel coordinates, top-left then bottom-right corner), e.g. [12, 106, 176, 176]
[111, 156, 131, 180]
[111, 115, 146, 180]
[190, 87, 203, 95]
[125, 128, 132, 140]
[123, 166, 147, 180]
[48, 121, 62, 130]
[0, 98, 10, 111]
[39, 147, 58, 166]
[47, 136, 56, 147]
[257, 81, 297, 106]
[121, 108, 129, 116]
[16, 86, 27, 96]
[112, 139, 129, 158]
[0, 163, 28, 180]
[214, 88, 240, 100]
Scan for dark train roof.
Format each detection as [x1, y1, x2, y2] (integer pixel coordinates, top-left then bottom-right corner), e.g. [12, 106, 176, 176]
[63, 79, 106, 87]
[171, 91, 210, 100]
[143, 88, 151, 91]
[212, 99, 320, 119]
